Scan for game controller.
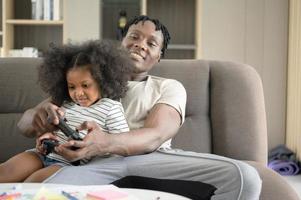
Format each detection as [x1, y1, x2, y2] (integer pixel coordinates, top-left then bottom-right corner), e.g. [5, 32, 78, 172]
[57, 118, 82, 166]
[41, 138, 80, 166]
[41, 118, 81, 155]
[42, 139, 59, 155]
[41, 118, 82, 165]
[57, 118, 82, 141]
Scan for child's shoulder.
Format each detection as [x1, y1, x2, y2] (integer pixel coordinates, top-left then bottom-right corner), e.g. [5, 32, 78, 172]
[97, 98, 122, 107]
[94, 98, 124, 114]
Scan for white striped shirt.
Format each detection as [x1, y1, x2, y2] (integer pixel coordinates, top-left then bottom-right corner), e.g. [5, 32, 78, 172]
[46, 98, 129, 165]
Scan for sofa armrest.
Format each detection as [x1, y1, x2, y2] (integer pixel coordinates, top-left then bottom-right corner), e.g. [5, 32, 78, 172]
[210, 61, 267, 164]
[246, 161, 300, 200]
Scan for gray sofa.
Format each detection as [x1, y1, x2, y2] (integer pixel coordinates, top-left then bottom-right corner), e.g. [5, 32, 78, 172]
[0, 57, 299, 200]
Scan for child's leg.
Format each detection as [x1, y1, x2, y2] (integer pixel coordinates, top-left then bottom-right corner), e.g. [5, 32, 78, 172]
[24, 165, 62, 183]
[0, 152, 43, 182]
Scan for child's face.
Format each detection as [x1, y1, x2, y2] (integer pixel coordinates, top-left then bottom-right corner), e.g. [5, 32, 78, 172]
[66, 65, 101, 107]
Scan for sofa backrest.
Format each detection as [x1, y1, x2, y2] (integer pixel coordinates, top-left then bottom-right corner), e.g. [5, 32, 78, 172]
[0, 57, 268, 163]
[149, 59, 267, 162]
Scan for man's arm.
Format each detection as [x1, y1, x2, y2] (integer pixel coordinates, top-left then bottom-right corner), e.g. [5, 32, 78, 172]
[17, 108, 40, 138]
[109, 103, 182, 155]
[17, 98, 64, 138]
[55, 103, 182, 160]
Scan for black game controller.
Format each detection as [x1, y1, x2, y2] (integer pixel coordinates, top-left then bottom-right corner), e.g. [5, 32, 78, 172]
[42, 138, 80, 166]
[42, 139, 59, 155]
[56, 118, 82, 166]
[57, 118, 82, 141]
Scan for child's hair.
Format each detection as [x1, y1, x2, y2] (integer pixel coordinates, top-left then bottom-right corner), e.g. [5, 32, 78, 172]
[122, 15, 171, 58]
[38, 40, 134, 105]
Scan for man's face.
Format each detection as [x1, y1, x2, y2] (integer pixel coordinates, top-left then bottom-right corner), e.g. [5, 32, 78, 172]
[121, 21, 164, 74]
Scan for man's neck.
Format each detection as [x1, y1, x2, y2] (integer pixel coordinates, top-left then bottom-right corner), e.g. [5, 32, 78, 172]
[131, 72, 148, 81]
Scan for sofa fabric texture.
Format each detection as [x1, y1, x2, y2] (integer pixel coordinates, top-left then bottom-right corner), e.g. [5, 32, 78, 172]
[0, 57, 299, 200]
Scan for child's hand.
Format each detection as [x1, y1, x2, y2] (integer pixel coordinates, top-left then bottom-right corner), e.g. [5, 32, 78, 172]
[36, 132, 58, 154]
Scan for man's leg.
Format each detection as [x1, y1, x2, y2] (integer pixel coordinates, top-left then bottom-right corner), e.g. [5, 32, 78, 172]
[125, 150, 261, 200]
[44, 156, 127, 185]
[44, 150, 261, 200]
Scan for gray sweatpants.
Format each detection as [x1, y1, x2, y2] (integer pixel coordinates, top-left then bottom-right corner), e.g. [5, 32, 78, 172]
[44, 149, 261, 200]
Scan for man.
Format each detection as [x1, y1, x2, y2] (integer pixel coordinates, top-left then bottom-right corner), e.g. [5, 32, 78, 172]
[18, 15, 261, 200]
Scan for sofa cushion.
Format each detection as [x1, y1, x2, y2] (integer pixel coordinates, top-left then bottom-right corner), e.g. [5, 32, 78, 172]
[0, 113, 35, 161]
[0, 58, 45, 161]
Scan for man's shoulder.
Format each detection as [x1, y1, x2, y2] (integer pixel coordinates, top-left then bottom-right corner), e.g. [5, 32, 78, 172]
[148, 75, 185, 90]
[148, 75, 182, 85]
[148, 75, 170, 81]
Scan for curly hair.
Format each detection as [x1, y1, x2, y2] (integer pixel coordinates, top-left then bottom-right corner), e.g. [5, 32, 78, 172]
[122, 15, 171, 58]
[38, 40, 134, 105]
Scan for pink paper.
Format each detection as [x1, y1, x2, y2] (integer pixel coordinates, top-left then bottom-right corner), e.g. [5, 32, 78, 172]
[87, 189, 128, 200]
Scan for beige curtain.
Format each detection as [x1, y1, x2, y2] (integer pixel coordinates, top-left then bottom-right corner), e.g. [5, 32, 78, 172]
[286, 0, 301, 160]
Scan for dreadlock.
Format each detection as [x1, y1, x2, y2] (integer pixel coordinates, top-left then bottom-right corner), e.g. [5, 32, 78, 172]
[122, 15, 171, 58]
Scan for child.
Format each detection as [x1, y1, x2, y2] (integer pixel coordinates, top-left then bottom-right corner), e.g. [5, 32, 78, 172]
[0, 40, 133, 182]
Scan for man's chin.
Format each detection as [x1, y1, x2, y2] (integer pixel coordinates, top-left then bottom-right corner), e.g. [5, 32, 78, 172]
[132, 63, 144, 73]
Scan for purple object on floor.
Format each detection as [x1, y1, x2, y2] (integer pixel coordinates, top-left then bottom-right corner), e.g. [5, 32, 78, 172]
[268, 160, 300, 176]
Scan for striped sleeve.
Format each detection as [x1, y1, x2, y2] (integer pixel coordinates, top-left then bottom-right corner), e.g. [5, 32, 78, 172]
[105, 103, 129, 134]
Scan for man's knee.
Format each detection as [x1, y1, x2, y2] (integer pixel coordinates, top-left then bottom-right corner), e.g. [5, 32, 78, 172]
[210, 160, 261, 200]
[236, 162, 262, 200]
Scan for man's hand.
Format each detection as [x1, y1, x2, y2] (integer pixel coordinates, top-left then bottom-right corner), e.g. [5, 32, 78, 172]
[55, 121, 111, 162]
[33, 102, 64, 135]
[18, 98, 65, 137]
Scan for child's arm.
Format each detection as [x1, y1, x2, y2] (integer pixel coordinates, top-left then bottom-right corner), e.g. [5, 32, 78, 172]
[105, 103, 129, 134]
[36, 132, 59, 154]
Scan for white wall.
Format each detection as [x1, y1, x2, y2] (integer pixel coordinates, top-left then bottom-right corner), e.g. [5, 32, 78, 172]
[201, 0, 289, 150]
